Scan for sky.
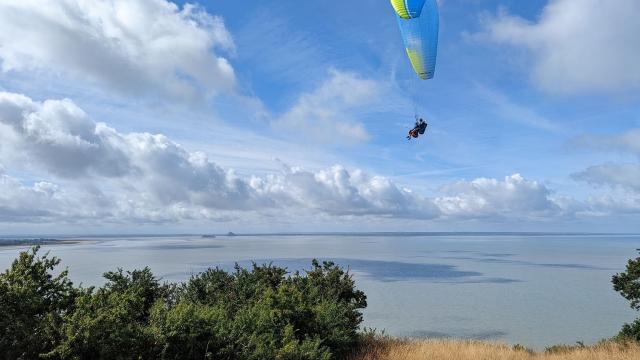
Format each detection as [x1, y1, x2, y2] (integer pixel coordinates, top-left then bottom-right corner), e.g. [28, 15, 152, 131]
[0, 0, 639, 234]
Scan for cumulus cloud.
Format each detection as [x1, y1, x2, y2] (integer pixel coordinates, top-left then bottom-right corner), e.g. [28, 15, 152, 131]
[4, 91, 634, 227]
[0, 91, 440, 223]
[475, 0, 640, 94]
[0, 170, 115, 223]
[273, 70, 379, 144]
[0, 92, 131, 178]
[0, 92, 269, 212]
[434, 174, 565, 220]
[0, 0, 235, 100]
[0, 174, 60, 222]
[252, 165, 440, 219]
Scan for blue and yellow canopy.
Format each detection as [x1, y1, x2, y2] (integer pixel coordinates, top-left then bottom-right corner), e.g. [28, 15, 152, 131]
[391, 0, 439, 80]
[390, 0, 426, 19]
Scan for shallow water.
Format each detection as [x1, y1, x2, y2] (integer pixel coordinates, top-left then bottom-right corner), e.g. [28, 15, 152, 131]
[0, 233, 638, 349]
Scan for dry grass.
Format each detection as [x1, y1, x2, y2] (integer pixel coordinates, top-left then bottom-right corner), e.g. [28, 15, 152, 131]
[349, 338, 640, 360]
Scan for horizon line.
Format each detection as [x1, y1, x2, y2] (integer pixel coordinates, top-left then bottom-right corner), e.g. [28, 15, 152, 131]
[2, 231, 640, 239]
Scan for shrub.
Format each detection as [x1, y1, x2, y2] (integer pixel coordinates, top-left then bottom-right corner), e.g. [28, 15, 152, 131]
[612, 250, 640, 340]
[0, 246, 77, 359]
[618, 318, 640, 342]
[50, 268, 166, 359]
[149, 301, 232, 359]
[0, 247, 367, 359]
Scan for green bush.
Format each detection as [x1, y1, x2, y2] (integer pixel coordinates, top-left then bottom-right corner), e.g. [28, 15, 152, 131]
[50, 268, 167, 359]
[0, 247, 367, 359]
[612, 250, 640, 341]
[0, 246, 78, 359]
[150, 301, 232, 359]
[618, 319, 640, 342]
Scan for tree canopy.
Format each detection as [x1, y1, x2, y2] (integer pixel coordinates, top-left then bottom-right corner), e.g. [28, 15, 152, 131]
[0, 247, 366, 360]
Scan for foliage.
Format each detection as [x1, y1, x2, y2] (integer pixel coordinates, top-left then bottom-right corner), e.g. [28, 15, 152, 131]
[612, 250, 640, 340]
[50, 268, 168, 359]
[0, 248, 367, 359]
[0, 246, 78, 359]
[617, 318, 640, 342]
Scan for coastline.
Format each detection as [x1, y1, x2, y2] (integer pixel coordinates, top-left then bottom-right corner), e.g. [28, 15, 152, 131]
[0, 238, 85, 248]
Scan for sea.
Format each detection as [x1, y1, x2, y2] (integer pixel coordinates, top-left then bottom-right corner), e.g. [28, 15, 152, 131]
[0, 233, 638, 349]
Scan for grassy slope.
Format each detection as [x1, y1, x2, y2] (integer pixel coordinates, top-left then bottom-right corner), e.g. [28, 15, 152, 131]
[350, 339, 640, 360]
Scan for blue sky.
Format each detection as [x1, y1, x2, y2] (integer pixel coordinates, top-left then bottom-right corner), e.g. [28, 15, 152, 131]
[0, 0, 639, 234]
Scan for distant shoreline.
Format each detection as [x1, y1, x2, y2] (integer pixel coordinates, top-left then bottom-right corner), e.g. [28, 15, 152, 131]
[0, 238, 84, 247]
[1, 231, 638, 239]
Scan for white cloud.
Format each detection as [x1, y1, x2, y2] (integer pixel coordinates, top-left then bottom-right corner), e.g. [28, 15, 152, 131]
[571, 129, 640, 191]
[476, 0, 640, 94]
[584, 193, 640, 216]
[253, 165, 440, 219]
[273, 70, 379, 144]
[0, 170, 114, 223]
[0, 91, 438, 223]
[0, 0, 235, 101]
[0, 92, 132, 178]
[434, 174, 564, 220]
[572, 163, 640, 192]
[0, 92, 269, 212]
[0, 174, 61, 222]
[1, 91, 635, 227]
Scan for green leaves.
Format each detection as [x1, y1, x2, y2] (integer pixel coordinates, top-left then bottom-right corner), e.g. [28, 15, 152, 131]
[0, 248, 367, 359]
[0, 246, 77, 359]
[613, 250, 640, 340]
[613, 253, 640, 311]
[618, 319, 640, 342]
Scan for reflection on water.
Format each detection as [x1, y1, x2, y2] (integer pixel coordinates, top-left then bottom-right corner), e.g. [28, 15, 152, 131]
[142, 243, 224, 250]
[0, 233, 638, 349]
[190, 258, 517, 284]
[439, 255, 611, 270]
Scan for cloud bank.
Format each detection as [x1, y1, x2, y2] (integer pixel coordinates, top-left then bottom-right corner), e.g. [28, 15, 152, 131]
[0, 91, 582, 226]
[0, 92, 435, 223]
[0, 0, 235, 101]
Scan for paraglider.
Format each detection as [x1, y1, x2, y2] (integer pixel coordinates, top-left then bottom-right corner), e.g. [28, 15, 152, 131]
[406, 117, 428, 140]
[390, 0, 439, 140]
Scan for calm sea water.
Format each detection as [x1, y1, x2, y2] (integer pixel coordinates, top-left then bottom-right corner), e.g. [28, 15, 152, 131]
[1, 233, 638, 349]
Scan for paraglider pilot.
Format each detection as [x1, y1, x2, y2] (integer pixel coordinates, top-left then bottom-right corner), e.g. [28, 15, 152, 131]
[407, 118, 427, 140]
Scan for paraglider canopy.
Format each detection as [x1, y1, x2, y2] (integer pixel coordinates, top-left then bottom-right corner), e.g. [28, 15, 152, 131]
[391, 0, 439, 80]
[390, 0, 426, 19]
